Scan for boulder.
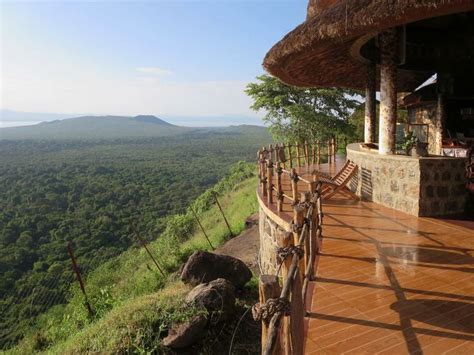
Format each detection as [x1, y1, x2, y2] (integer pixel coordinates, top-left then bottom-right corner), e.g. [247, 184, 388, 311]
[180, 251, 252, 288]
[162, 315, 207, 349]
[185, 278, 235, 321]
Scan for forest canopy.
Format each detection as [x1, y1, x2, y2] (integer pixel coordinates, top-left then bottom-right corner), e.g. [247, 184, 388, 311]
[0, 126, 272, 349]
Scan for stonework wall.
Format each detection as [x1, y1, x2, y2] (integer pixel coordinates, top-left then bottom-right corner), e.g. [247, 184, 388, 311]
[347, 143, 467, 217]
[258, 206, 287, 275]
[418, 159, 468, 216]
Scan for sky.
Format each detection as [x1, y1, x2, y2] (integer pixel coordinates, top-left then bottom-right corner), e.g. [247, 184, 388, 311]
[0, 0, 308, 126]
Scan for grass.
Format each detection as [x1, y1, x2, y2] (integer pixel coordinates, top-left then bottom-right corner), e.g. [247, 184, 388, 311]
[9, 162, 260, 354]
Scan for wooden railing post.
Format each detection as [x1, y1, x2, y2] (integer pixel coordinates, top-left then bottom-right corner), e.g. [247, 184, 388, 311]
[292, 204, 305, 282]
[287, 143, 293, 169]
[296, 142, 301, 168]
[267, 160, 273, 205]
[262, 159, 268, 198]
[278, 231, 293, 353]
[317, 141, 321, 165]
[289, 268, 305, 355]
[316, 182, 323, 251]
[290, 168, 299, 204]
[300, 192, 311, 277]
[327, 140, 332, 164]
[259, 275, 281, 355]
[261, 191, 319, 355]
[276, 162, 283, 212]
[304, 141, 309, 166]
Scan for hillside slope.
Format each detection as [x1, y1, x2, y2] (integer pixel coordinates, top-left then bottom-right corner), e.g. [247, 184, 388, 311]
[9, 163, 260, 354]
[0, 115, 187, 139]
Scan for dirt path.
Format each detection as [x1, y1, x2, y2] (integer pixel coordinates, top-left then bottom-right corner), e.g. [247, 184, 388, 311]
[214, 213, 260, 274]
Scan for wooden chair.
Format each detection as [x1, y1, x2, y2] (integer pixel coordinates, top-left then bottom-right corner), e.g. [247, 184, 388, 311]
[315, 160, 359, 200]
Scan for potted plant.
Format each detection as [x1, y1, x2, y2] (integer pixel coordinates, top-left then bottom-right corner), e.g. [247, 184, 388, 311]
[401, 131, 417, 155]
[401, 132, 428, 157]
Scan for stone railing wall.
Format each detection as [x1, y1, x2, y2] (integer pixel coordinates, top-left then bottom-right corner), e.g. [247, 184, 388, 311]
[258, 205, 289, 275]
[347, 143, 467, 216]
[258, 208, 281, 274]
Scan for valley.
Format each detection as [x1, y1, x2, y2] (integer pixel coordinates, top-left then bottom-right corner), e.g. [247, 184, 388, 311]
[0, 117, 271, 350]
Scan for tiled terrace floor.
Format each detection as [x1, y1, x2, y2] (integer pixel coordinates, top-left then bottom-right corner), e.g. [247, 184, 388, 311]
[304, 197, 474, 354]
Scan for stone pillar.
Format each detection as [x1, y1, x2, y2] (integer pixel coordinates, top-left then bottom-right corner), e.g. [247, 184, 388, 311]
[378, 28, 398, 155]
[364, 62, 376, 143]
[434, 94, 446, 156]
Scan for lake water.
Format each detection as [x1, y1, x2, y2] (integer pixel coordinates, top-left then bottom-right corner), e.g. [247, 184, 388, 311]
[0, 121, 40, 128]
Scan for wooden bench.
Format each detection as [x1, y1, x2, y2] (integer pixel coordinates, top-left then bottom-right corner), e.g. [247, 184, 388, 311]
[314, 160, 359, 200]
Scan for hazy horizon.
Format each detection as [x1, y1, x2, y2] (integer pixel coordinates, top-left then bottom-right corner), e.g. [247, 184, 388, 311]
[0, 109, 266, 128]
[1, 1, 307, 124]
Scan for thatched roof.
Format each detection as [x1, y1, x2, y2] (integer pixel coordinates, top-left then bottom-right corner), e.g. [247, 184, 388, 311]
[263, 0, 474, 91]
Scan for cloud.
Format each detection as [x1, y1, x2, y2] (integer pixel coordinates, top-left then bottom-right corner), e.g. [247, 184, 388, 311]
[135, 67, 173, 76]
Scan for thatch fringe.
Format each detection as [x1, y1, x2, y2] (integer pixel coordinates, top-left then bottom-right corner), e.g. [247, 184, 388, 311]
[264, 0, 474, 90]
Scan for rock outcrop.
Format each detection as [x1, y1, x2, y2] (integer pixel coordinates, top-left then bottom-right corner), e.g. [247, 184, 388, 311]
[180, 251, 252, 288]
[185, 278, 235, 321]
[162, 315, 207, 349]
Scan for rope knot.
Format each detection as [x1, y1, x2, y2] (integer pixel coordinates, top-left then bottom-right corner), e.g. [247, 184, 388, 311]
[290, 221, 303, 234]
[252, 297, 290, 323]
[303, 217, 311, 227]
[276, 245, 304, 262]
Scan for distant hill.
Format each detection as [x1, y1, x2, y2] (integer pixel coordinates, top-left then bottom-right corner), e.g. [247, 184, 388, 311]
[0, 115, 270, 140]
[0, 115, 188, 139]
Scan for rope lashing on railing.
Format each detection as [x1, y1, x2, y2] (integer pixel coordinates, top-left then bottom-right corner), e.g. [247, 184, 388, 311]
[252, 297, 291, 323]
[290, 172, 299, 182]
[276, 245, 304, 263]
[262, 193, 319, 355]
[290, 216, 310, 234]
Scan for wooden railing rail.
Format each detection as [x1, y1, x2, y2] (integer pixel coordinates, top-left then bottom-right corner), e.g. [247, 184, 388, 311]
[259, 139, 337, 171]
[253, 183, 323, 355]
[257, 139, 335, 212]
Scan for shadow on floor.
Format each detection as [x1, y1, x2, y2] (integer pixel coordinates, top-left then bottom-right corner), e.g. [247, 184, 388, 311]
[391, 299, 474, 333]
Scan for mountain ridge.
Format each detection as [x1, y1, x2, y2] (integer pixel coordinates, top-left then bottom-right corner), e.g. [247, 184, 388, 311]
[0, 115, 186, 140]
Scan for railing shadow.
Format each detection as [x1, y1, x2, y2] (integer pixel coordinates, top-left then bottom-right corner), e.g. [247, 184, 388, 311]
[314, 200, 474, 353]
[391, 299, 474, 333]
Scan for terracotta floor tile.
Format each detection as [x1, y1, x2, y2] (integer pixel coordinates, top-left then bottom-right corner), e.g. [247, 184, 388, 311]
[260, 170, 474, 354]
[422, 337, 471, 355]
[443, 340, 474, 354]
[349, 334, 406, 354]
[322, 327, 395, 353]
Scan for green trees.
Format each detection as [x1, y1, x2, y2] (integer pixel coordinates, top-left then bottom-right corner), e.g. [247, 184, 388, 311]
[0, 127, 272, 349]
[246, 74, 362, 142]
